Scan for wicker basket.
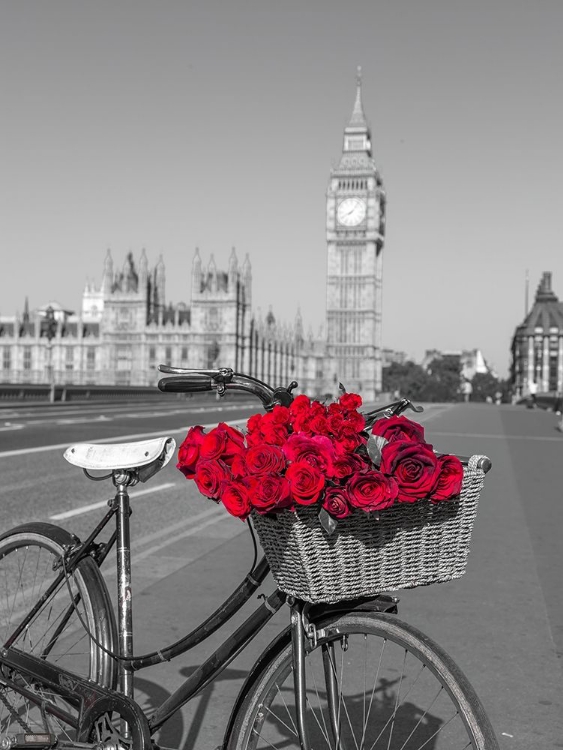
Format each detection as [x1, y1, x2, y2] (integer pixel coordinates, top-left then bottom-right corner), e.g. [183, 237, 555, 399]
[251, 454, 488, 604]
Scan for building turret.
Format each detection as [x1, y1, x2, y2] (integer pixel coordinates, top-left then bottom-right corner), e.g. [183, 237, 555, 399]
[242, 253, 252, 306]
[139, 248, 148, 291]
[155, 255, 166, 306]
[102, 249, 113, 293]
[192, 247, 202, 296]
[228, 247, 238, 290]
[207, 254, 217, 292]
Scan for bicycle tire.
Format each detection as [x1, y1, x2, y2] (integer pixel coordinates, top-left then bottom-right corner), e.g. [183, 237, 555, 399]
[229, 611, 499, 750]
[0, 523, 117, 742]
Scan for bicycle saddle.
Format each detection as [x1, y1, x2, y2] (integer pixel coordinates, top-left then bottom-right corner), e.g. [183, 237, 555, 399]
[64, 436, 176, 471]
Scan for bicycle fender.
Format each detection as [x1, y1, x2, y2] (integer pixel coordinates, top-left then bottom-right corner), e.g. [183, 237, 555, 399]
[221, 595, 398, 749]
[0, 521, 81, 548]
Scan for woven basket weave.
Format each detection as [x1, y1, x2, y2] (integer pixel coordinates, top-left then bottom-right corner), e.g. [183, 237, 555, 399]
[251, 454, 488, 604]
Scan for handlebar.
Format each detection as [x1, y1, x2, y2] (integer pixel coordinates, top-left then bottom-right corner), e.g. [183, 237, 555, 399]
[158, 366, 298, 410]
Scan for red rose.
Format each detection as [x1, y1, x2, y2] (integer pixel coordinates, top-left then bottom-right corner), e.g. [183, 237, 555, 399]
[289, 394, 311, 420]
[286, 461, 325, 505]
[322, 486, 352, 519]
[200, 423, 245, 466]
[348, 470, 398, 511]
[270, 405, 291, 425]
[430, 455, 464, 502]
[245, 444, 286, 476]
[380, 440, 439, 503]
[260, 412, 290, 445]
[342, 411, 366, 433]
[372, 415, 425, 444]
[335, 426, 364, 453]
[177, 425, 205, 479]
[339, 392, 363, 411]
[332, 453, 368, 480]
[327, 411, 345, 436]
[251, 474, 292, 514]
[221, 481, 252, 520]
[282, 434, 335, 477]
[194, 459, 230, 499]
[309, 413, 330, 436]
[231, 452, 248, 479]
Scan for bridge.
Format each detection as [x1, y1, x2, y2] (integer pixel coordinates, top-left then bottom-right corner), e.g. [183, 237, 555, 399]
[0, 396, 561, 747]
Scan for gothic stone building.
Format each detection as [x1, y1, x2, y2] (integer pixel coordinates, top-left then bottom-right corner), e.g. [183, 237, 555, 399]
[0, 72, 386, 399]
[511, 271, 563, 398]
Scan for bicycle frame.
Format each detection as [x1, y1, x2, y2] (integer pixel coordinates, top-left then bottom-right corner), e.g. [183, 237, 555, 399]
[0, 469, 398, 750]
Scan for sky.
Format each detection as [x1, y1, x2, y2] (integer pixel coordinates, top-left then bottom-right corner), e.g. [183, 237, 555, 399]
[2, 1, 563, 378]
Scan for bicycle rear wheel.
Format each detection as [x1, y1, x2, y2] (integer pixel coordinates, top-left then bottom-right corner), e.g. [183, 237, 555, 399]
[0, 523, 116, 743]
[229, 611, 499, 750]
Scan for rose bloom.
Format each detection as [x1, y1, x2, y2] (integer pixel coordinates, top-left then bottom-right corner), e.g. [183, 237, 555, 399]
[332, 453, 368, 480]
[221, 481, 252, 520]
[282, 434, 335, 477]
[200, 423, 245, 466]
[177, 425, 205, 479]
[380, 440, 439, 503]
[322, 486, 353, 519]
[430, 454, 464, 502]
[372, 415, 425, 444]
[251, 475, 292, 514]
[289, 394, 311, 420]
[260, 413, 290, 446]
[348, 470, 398, 511]
[286, 461, 326, 505]
[270, 405, 291, 425]
[339, 392, 363, 412]
[245, 444, 286, 476]
[193, 459, 230, 499]
[335, 426, 364, 453]
[230, 452, 248, 479]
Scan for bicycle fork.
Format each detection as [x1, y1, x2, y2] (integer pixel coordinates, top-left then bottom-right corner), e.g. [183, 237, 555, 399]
[290, 601, 343, 750]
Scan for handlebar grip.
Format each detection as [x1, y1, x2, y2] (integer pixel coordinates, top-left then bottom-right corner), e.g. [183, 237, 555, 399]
[158, 375, 215, 393]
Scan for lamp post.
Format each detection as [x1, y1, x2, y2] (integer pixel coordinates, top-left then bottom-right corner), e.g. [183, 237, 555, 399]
[44, 306, 57, 403]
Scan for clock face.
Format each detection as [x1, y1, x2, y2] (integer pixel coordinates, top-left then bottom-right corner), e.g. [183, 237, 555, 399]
[337, 197, 366, 227]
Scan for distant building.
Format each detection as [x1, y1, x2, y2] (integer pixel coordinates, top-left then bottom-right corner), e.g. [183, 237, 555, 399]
[511, 271, 563, 397]
[0, 71, 389, 399]
[422, 348, 493, 381]
[381, 348, 409, 368]
[326, 67, 386, 401]
[0, 248, 323, 394]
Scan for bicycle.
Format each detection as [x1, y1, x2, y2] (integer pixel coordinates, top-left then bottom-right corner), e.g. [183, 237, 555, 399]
[0, 365, 499, 750]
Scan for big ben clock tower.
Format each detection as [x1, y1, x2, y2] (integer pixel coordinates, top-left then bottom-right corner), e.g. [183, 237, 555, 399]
[326, 68, 386, 401]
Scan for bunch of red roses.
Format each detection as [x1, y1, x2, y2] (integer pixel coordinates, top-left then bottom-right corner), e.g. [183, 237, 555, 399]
[176, 392, 464, 522]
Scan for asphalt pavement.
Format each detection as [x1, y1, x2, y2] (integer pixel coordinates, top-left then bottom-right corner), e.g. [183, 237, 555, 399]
[0, 399, 562, 749]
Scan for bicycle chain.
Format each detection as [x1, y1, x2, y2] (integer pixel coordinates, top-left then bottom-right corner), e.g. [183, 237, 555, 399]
[0, 685, 34, 734]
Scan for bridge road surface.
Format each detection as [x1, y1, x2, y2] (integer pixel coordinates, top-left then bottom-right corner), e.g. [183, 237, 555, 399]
[0, 398, 562, 748]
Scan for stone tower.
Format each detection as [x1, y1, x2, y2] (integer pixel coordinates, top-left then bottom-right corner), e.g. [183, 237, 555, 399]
[325, 68, 386, 400]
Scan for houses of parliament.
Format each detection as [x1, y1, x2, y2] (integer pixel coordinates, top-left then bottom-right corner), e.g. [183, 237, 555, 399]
[0, 72, 387, 400]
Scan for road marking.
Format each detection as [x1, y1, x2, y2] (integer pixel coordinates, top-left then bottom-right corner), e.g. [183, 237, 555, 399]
[0, 424, 24, 432]
[49, 482, 176, 520]
[130, 509, 231, 563]
[431, 430, 563, 442]
[0, 421, 229, 460]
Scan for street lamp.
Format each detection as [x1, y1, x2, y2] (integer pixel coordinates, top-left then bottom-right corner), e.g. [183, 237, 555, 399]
[44, 306, 57, 402]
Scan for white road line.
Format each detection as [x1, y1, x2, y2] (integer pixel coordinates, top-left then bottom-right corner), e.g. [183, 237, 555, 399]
[49, 482, 176, 520]
[0, 424, 24, 432]
[0, 421, 226, 460]
[130, 510, 231, 563]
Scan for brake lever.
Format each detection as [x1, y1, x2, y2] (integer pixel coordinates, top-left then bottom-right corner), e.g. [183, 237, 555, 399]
[362, 398, 424, 427]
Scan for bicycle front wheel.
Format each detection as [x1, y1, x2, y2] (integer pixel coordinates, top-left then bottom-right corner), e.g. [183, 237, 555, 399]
[0, 523, 117, 742]
[230, 611, 499, 750]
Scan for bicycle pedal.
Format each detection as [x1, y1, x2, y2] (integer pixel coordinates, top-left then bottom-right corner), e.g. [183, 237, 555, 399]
[1, 734, 57, 749]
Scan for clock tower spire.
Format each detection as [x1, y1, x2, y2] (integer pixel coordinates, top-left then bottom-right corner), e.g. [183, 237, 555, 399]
[325, 68, 386, 400]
